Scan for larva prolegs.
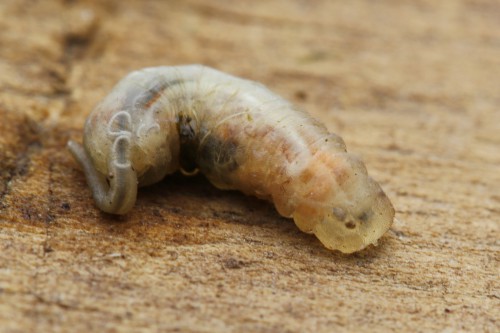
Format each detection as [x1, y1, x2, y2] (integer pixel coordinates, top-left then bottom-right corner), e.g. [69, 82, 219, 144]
[67, 138, 137, 214]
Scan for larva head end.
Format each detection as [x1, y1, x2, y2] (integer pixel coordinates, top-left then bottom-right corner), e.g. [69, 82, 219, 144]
[322, 204, 393, 253]
[308, 182, 395, 254]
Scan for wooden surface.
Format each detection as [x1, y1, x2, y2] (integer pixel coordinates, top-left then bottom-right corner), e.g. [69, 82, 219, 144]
[0, 0, 498, 332]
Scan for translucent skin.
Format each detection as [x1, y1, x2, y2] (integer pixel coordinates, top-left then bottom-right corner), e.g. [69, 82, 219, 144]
[68, 65, 395, 253]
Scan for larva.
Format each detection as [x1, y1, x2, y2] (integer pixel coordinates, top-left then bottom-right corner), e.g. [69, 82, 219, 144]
[68, 65, 395, 253]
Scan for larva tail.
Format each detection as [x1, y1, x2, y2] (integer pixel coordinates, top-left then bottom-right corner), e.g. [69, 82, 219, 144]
[67, 139, 137, 215]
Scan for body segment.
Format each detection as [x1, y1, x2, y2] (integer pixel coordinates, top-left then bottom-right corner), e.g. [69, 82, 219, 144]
[68, 65, 395, 253]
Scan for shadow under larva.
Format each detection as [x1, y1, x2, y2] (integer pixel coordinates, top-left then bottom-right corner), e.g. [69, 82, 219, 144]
[68, 65, 395, 253]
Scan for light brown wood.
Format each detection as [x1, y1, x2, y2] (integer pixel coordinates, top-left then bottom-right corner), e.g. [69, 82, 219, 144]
[0, 0, 498, 332]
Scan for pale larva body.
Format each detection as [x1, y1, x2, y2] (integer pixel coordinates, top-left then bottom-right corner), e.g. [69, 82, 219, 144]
[68, 65, 395, 253]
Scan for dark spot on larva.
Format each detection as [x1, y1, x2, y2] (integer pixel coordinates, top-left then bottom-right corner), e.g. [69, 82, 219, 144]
[178, 114, 196, 142]
[197, 134, 239, 175]
[345, 221, 356, 229]
[177, 117, 241, 180]
[358, 210, 371, 223]
[61, 202, 71, 210]
[332, 207, 346, 221]
[177, 114, 199, 172]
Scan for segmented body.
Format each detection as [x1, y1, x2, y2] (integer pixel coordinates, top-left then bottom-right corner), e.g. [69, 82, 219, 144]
[68, 65, 395, 253]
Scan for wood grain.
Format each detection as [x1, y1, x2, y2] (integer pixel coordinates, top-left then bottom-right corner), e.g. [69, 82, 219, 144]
[0, 0, 498, 332]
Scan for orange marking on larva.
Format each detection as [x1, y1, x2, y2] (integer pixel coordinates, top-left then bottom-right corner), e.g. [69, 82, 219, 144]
[144, 90, 164, 108]
[332, 164, 351, 187]
[313, 150, 351, 187]
[299, 168, 315, 185]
